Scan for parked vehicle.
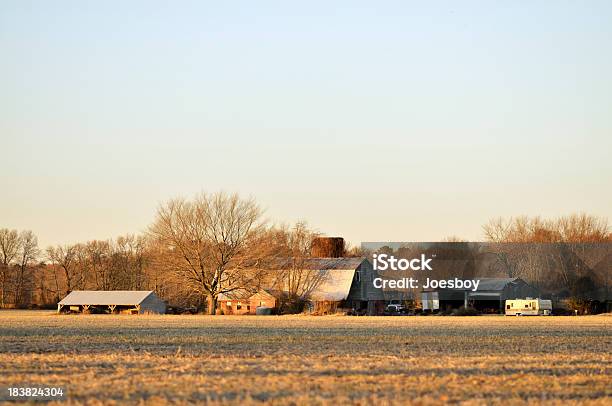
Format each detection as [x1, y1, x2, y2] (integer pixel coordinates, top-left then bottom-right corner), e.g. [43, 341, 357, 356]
[505, 298, 552, 316]
[385, 300, 405, 314]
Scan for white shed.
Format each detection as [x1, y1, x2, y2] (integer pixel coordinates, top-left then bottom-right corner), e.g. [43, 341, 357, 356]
[58, 290, 166, 314]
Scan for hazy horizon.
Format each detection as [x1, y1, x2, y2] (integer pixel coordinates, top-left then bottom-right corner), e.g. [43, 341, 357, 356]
[2, 1, 611, 249]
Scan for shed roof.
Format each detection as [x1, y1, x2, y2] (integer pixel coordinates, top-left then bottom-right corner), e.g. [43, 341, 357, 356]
[58, 290, 155, 306]
[476, 278, 524, 291]
[218, 289, 253, 301]
[261, 289, 286, 298]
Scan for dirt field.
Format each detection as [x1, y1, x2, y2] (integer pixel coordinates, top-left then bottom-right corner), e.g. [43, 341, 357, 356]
[0, 311, 610, 405]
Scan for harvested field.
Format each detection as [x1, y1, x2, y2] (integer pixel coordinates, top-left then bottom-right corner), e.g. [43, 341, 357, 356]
[0, 311, 610, 405]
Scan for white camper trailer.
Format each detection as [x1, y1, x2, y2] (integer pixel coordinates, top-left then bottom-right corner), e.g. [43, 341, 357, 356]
[505, 298, 552, 316]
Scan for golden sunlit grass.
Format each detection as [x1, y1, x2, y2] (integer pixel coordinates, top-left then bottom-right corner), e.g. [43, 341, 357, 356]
[0, 311, 610, 405]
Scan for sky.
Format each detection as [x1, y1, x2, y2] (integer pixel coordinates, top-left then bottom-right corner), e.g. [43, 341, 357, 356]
[1, 1, 611, 249]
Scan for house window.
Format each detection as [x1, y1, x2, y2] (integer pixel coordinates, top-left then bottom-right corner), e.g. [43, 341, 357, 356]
[355, 271, 360, 282]
[227, 301, 232, 307]
[237, 302, 242, 310]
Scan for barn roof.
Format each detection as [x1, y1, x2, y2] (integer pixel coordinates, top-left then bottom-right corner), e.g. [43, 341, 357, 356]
[309, 269, 356, 301]
[58, 290, 155, 306]
[273, 257, 366, 301]
[477, 278, 525, 291]
[261, 289, 286, 298]
[277, 257, 366, 271]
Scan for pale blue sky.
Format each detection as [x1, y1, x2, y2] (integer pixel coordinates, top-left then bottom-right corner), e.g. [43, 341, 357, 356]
[1, 1, 611, 248]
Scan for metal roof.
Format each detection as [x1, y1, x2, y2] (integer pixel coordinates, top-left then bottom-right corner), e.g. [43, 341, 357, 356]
[309, 269, 356, 301]
[277, 257, 366, 271]
[272, 257, 365, 301]
[58, 290, 155, 306]
[218, 289, 253, 301]
[476, 278, 523, 291]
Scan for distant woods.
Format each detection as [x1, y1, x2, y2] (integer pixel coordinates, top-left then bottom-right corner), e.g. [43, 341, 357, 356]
[0, 229, 39, 308]
[1, 233, 149, 308]
[483, 214, 611, 243]
[0, 194, 609, 311]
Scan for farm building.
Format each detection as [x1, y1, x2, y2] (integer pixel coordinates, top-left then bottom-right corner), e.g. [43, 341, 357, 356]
[214, 257, 385, 315]
[217, 289, 280, 315]
[283, 257, 385, 315]
[421, 277, 539, 313]
[58, 291, 166, 314]
[217, 289, 254, 315]
[249, 289, 280, 313]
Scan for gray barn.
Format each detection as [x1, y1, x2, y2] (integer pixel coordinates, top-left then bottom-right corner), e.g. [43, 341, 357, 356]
[58, 290, 166, 314]
[294, 257, 384, 315]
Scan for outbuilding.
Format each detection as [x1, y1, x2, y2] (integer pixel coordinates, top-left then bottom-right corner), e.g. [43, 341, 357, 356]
[215, 289, 281, 315]
[421, 277, 539, 313]
[57, 290, 166, 314]
[217, 289, 254, 315]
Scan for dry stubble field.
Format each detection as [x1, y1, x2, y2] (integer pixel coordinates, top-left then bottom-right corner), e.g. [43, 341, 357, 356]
[0, 311, 610, 405]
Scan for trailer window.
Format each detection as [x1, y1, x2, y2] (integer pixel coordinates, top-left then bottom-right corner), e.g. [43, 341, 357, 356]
[506, 305, 511, 309]
[525, 304, 529, 308]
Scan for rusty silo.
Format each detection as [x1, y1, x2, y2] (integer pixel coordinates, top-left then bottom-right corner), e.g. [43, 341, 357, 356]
[311, 237, 345, 258]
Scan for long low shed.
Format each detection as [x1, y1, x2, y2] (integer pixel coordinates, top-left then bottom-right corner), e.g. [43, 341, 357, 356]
[421, 278, 539, 312]
[58, 290, 166, 314]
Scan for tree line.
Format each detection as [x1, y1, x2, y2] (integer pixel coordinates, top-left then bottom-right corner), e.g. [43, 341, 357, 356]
[0, 192, 360, 312]
[1, 191, 609, 313]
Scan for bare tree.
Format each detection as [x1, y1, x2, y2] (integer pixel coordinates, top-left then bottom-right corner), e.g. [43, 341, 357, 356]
[0, 229, 21, 307]
[441, 235, 468, 242]
[483, 214, 610, 307]
[149, 192, 266, 314]
[82, 240, 115, 290]
[342, 242, 366, 257]
[556, 214, 610, 242]
[46, 244, 80, 297]
[14, 231, 39, 306]
[483, 214, 610, 243]
[274, 222, 325, 300]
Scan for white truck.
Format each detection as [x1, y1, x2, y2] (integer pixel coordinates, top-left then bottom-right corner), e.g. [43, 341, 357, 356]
[386, 300, 405, 313]
[505, 298, 552, 316]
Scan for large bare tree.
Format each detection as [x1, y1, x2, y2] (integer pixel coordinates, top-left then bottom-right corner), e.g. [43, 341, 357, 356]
[149, 192, 266, 314]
